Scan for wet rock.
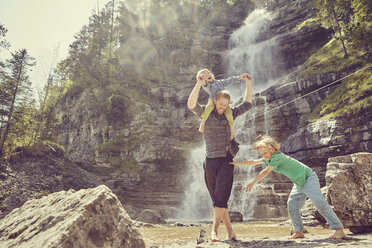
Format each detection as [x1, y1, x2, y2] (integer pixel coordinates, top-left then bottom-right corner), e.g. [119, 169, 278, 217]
[0, 185, 145, 248]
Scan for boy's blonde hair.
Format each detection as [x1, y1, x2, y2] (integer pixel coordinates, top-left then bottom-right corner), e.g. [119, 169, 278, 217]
[253, 135, 281, 153]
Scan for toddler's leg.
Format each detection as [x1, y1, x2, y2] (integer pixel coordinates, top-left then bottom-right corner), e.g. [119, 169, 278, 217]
[199, 119, 206, 133]
[199, 100, 214, 133]
[224, 106, 234, 141]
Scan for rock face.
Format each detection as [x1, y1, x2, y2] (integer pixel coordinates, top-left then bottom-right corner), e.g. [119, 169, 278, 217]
[256, 0, 331, 75]
[0, 143, 101, 219]
[320, 153, 372, 234]
[237, 70, 372, 219]
[0, 185, 145, 248]
[49, 0, 370, 222]
[53, 1, 254, 219]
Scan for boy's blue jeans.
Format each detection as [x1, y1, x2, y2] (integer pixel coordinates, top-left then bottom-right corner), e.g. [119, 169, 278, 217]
[287, 171, 344, 231]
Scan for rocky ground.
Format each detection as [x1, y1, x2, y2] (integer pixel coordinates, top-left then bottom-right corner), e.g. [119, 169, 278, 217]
[157, 234, 372, 248]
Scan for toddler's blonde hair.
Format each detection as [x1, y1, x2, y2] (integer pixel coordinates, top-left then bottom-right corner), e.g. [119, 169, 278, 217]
[253, 135, 281, 153]
[197, 68, 210, 75]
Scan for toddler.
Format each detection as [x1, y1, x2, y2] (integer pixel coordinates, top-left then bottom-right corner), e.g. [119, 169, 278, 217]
[198, 69, 249, 141]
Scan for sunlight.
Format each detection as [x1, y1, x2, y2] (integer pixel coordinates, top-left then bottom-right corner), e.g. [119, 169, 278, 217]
[117, 36, 158, 72]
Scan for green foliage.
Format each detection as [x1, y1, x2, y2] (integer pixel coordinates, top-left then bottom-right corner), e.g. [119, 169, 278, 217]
[314, 0, 372, 57]
[0, 23, 10, 49]
[97, 134, 146, 174]
[309, 69, 372, 120]
[14, 141, 65, 158]
[295, 18, 318, 31]
[3, 104, 37, 152]
[106, 155, 142, 173]
[105, 94, 131, 124]
[350, 0, 372, 55]
[98, 135, 146, 154]
[298, 38, 366, 79]
[0, 49, 36, 155]
[60, 80, 85, 100]
[314, 0, 352, 57]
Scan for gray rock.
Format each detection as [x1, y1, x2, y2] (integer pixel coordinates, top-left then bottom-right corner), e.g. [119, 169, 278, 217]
[0, 185, 145, 248]
[197, 229, 208, 244]
[135, 209, 167, 224]
[229, 211, 243, 222]
[322, 152, 372, 234]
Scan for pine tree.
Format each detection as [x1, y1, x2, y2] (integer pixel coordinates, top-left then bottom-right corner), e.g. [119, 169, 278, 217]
[0, 23, 10, 49]
[0, 49, 35, 155]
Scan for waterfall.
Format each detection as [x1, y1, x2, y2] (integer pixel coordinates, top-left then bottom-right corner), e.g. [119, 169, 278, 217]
[224, 9, 279, 93]
[179, 9, 279, 221]
[224, 9, 280, 220]
[177, 145, 211, 220]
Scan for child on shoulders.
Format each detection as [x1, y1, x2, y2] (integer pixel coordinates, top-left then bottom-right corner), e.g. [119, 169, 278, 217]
[198, 69, 250, 141]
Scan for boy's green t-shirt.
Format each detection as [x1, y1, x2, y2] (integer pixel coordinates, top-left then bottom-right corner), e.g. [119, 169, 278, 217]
[262, 152, 312, 187]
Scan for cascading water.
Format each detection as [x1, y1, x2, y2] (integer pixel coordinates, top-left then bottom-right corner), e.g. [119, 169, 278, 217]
[179, 9, 280, 221]
[225, 9, 280, 93]
[227, 9, 279, 220]
[178, 145, 212, 220]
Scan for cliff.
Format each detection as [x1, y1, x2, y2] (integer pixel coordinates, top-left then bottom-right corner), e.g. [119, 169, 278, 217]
[2, 0, 370, 221]
[40, 0, 372, 219]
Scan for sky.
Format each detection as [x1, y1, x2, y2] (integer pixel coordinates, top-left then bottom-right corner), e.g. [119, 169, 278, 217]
[0, 0, 112, 92]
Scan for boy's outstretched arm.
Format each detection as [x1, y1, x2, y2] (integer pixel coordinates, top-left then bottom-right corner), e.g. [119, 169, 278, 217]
[245, 166, 273, 192]
[230, 159, 263, 166]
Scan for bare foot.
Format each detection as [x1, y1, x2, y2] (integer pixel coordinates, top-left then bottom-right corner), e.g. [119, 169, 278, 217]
[288, 231, 305, 239]
[329, 229, 346, 239]
[227, 232, 237, 241]
[211, 230, 220, 242]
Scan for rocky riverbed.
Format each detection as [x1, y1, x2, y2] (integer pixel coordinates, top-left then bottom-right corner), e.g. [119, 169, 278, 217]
[139, 222, 372, 248]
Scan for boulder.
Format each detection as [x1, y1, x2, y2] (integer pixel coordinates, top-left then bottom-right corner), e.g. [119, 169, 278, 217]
[0, 185, 145, 248]
[135, 209, 167, 224]
[318, 153, 372, 234]
[229, 211, 243, 222]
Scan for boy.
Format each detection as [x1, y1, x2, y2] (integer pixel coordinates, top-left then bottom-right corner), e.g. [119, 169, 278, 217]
[231, 135, 346, 240]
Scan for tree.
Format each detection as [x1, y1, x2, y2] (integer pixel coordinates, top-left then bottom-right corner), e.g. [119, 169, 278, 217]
[32, 47, 60, 143]
[350, 0, 372, 56]
[0, 49, 35, 155]
[315, 0, 352, 58]
[0, 23, 10, 50]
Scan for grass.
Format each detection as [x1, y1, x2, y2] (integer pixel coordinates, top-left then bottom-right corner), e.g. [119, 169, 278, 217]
[297, 38, 367, 79]
[293, 37, 372, 121]
[307, 66, 372, 121]
[294, 18, 318, 31]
